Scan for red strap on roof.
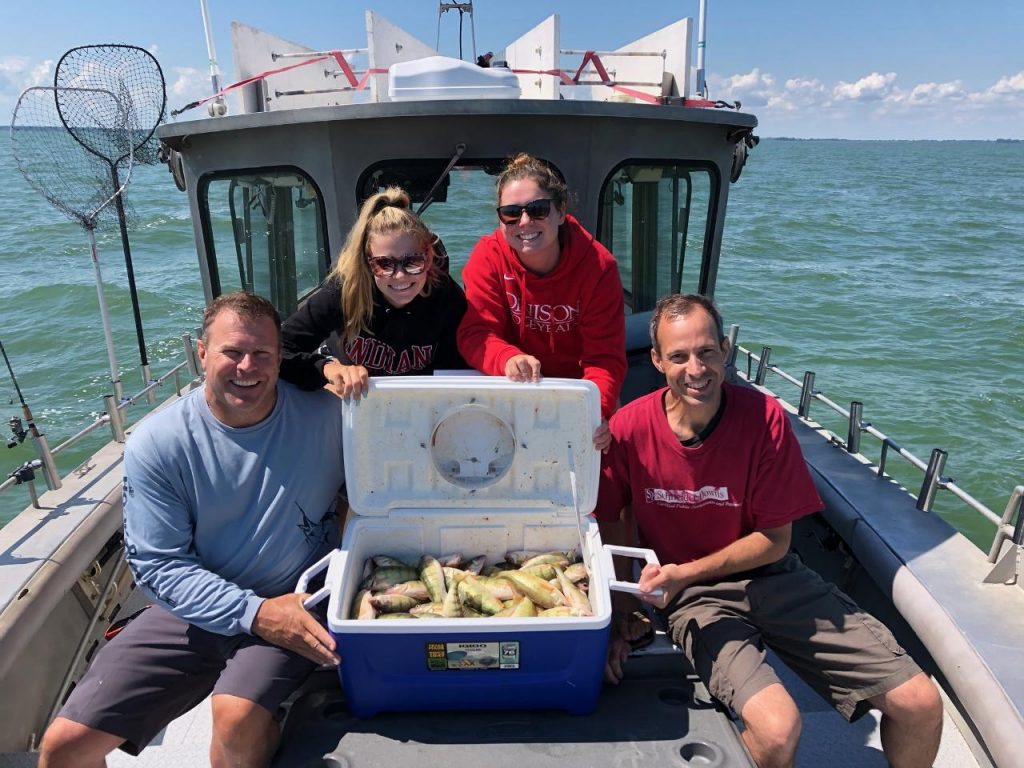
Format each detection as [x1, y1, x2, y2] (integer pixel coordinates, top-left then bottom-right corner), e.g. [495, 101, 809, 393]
[171, 52, 385, 117]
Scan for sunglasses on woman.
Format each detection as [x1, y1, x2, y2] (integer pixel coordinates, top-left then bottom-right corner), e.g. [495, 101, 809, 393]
[366, 252, 428, 277]
[496, 197, 555, 225]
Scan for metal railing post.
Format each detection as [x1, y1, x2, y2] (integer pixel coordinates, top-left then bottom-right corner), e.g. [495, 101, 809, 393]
[847, 401, 863, 454]
[798, 371, 815, 418]
[916, 448, 948, 511]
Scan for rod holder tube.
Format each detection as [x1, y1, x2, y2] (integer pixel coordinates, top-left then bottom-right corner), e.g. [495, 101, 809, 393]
[847, 401, 863, 454]
[142, 363, 156, 404]
[33, 432, 62, 491]
[798, 371, 815, 418]
[104, 395, 126, 443]
[726, 324, 739, 366]
[183, 334, 200, 378]
[755, 346, 771, 385]
[917, 448, 948, 511]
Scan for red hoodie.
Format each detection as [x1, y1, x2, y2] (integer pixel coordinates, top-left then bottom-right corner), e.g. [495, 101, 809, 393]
[457, 215, 626, 419]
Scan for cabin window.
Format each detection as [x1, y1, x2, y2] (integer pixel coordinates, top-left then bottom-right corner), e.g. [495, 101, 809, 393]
[598, 164, 715, 313]
[200, 169, 328, 318]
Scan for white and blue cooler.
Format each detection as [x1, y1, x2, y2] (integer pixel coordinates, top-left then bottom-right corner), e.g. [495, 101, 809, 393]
[297, 375, 658, 718]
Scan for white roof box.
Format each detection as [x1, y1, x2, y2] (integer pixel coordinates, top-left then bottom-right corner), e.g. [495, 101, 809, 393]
[389, 56, 521, 101]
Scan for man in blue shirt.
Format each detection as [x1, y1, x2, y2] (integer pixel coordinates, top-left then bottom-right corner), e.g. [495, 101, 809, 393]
[40, 292, 346, 768]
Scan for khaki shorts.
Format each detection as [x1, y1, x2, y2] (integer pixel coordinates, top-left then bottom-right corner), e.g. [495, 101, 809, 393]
[665, 553, 921, 722]
[58, 604, 318, 755]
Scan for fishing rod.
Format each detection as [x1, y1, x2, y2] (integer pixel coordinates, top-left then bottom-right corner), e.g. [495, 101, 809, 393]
[0, 339, 61, 492]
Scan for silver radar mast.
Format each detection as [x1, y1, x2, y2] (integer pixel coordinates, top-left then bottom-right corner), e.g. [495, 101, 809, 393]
[696, 0, 708, 99]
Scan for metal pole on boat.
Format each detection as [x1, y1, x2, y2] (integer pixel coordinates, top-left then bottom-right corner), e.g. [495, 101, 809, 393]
[199, 0, 228, 116]
[917, 448, 948, 512]
[696, 0, 708, 99]
[86, 227, 124, 403]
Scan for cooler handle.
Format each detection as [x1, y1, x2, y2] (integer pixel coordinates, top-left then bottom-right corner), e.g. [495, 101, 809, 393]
[604, 544, 665, 599]
[294, 551, 334, 609]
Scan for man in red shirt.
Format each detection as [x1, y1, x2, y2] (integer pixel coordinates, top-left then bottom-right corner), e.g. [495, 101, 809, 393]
[596, 293, 942, 768]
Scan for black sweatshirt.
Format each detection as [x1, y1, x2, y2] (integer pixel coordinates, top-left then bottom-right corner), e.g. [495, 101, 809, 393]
[279, 275, 469, 390]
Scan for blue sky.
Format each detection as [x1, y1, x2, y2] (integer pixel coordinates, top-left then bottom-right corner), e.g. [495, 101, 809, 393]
[2, 1, 1022, 139]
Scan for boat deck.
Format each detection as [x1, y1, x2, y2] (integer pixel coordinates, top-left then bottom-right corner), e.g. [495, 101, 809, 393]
[95, 634, 980, 768]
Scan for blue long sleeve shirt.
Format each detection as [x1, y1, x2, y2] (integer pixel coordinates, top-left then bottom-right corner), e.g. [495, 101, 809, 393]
[123, 381, 345, 636]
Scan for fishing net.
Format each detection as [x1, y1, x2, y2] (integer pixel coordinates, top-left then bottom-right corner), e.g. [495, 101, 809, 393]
[55, 45, 168, 376]
[55, 44, 166, 167]
[11, 85, 133, 398]
[11, 86, 133, 229]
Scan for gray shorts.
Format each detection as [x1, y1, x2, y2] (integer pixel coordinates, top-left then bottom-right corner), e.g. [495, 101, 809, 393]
[58, 604, 318, 755]
[665, 553, 921, 722]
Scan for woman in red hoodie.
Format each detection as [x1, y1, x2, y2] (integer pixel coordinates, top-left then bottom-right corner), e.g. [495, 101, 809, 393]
[457, 153, 626, 450]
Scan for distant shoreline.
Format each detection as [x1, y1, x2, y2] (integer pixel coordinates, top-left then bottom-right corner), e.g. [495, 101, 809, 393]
[764, 136, 1022, 142]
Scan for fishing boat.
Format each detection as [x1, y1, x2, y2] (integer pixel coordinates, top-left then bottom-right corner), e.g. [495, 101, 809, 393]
[1, 3, 1021, 766]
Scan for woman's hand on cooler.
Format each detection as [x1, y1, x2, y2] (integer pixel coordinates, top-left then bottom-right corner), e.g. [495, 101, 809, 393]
[504, 354, 542, 383]
[323, 361, 369, 400]
[593, 419, 611, 453]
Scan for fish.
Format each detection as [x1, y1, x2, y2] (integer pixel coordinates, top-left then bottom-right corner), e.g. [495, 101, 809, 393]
[441, 581, 463, 618]
[352, 589, 376, 620]
[371, 554, 413, 568]
[496, 570, 566, 609]
[382, 580, 430, 601]
[457, 576, 504, 615]
[475, 576, 520, 601]
[520, 553, 570, 569]
[562, 562, 589, 583]
[418, 555, 448, 603]
[519, 563, 559, 580]
[442, 566, 470, 591]
[537, 606, 588, 617]
[410, 602, 445, 616]
[554, 566, 593, 615]
[369, 593, 420, 613]
[364, 565, 418, 591]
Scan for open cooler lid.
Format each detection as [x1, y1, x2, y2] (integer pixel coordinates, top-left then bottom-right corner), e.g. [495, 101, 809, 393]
[342, 376, 601, 517]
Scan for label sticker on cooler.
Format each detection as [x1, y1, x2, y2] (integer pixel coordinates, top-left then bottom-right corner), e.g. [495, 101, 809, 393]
[426, 641, 520, 670]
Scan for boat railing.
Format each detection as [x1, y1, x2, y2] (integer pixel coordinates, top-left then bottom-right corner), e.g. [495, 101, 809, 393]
[1, 334, 202, 509]
[730, 329, 1024, 581]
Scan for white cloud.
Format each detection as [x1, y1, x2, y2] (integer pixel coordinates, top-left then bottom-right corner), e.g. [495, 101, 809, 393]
[713, 67, 776, 107]
[0, 56, 54, 90]
[832, 72, 897, 101]
[904, 80, 966, 105]
[988, 70, 1024, 96]
[168, 66, 206, 98]
[709, 63, 1024, 138]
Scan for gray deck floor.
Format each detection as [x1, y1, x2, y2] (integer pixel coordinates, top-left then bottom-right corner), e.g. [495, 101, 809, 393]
[95, 635, 982, 768]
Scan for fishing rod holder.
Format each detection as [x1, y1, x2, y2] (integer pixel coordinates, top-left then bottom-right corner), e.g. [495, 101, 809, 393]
[7, 459, 41, 508]
[6, 416, 27, 448]
[984, 486, 1024, 589]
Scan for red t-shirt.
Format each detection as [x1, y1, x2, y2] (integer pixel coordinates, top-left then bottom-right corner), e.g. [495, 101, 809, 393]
[596, 383, 823, 566]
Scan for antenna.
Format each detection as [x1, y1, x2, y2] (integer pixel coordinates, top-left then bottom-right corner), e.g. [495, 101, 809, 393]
[436, 2, 477, 61]
[696, 0, 708, 99]
[199, 0, 228, 116]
